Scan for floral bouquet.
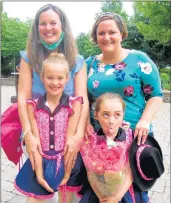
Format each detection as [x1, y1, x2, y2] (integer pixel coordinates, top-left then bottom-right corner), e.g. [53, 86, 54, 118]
[80, 133, 128, 199]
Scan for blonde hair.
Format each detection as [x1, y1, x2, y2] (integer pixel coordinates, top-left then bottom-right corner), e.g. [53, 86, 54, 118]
[42, 52, 69, 75]
[27, 4, 78, 72]
[95, 93, 126, 112]
[91, 12, 128, 44]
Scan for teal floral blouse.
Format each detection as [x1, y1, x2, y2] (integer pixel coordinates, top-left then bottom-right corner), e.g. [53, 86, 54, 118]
[86, 50, 163, 131]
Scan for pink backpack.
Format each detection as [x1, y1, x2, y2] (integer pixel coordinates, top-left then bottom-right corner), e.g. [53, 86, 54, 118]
[1, 103, 23, 165]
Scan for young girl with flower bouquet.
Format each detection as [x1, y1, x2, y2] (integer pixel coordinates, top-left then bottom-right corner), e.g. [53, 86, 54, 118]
[14, 53, 83, 203]
[79, 93, 150, 203]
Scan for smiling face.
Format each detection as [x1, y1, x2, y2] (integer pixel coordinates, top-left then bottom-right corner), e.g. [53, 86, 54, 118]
[95, 98, 124, 138]
[96, 19, 123, 53]
[38, 9, 62, 44]
[41, 62, 69, 97]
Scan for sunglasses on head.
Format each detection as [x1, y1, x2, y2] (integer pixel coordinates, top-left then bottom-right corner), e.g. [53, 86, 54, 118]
[96, 12, 121, 22]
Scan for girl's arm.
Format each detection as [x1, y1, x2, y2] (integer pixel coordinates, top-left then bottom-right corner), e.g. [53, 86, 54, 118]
[27, 104, 53, 193]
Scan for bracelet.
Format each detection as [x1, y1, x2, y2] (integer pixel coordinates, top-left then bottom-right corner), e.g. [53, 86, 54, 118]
[20, 129, 31, 142]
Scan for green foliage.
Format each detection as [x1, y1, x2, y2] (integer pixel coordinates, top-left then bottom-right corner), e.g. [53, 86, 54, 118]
[76, 33, 101, 59]
[160, 67, 171, 74]
[140, 40, 171, 67]
[96, 0, 128, 20]
[123, 24, 144, 50]
[1, 12, 31, 57]
[160, 69, 171, 91]
[133, 2, 171, 45]
[0, 1, 3, 13]
[1, 12, 31, 76]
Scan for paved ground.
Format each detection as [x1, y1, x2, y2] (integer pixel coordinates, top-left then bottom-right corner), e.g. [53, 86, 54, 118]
[1, 86, 170, 203]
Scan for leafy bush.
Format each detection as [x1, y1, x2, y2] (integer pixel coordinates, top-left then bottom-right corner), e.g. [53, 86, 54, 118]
[1, 66, 12, 76]
[160, 71, 171, 91]
[160, 67, 171, 74]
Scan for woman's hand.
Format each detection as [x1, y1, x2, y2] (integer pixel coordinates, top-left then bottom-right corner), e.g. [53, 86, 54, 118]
[134, 119, 150, 145]
[24, 131, 43, 170]
[85, 123, 95, 140]
[35, 152, 54, 193]
[63, 134, 83, 170]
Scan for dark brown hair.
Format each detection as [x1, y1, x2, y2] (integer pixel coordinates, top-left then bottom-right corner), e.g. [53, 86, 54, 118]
[91, 12, 128, 44]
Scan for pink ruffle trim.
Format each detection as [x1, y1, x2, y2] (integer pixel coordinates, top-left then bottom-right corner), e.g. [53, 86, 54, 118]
[129, 185, 136, 203]
[14, 181, 54, 199]
[59, 185, 82, 193]
[59, 185, 83, 199]
[68, 96, 83, 115]
[26, 99, 38, 111]
[76, 192, 83, 198]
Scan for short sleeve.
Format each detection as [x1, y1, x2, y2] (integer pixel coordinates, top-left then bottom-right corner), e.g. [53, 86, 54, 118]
[69, 96, 83, 105]
[68, 96, 83, 115]
[20, 50, 29, 64]
[138, 51, 163, 100]
[73, 55, 84, 74]
[26, 99, 37, 110]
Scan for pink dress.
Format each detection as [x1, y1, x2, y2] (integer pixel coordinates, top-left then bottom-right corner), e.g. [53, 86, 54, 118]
[14, 93, 83, 199]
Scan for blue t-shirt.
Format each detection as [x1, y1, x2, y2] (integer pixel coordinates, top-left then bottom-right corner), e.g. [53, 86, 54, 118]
[20, 51, 84, 99]
[86, 50, 163, 131]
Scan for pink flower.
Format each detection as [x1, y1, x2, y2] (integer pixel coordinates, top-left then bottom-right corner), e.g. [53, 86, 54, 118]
[124, 86, 134, 96]
[99, 152, 107, 160]
[143, 84, 154, 94]
[100, 142, 107, 149]
[115, 62, 127, 70]
[81, 133, 128, 173]
[93, 80, 100, 89]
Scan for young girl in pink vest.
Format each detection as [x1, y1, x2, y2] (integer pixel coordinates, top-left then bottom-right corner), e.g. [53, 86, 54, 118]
[15, 53, 83, 203]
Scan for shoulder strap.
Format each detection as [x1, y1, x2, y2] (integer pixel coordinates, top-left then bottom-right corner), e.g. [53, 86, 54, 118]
[89, 56, 97, 69]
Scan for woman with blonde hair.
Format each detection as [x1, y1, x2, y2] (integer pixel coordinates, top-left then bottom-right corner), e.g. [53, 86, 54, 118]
[17, 3, 88, 202]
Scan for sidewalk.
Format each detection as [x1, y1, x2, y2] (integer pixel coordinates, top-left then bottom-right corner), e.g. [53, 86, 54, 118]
[1, 86, 170, 203]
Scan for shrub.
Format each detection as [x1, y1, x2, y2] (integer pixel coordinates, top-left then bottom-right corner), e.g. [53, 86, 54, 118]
[160, 72, 171, 91]
[160, 67, 171, 74]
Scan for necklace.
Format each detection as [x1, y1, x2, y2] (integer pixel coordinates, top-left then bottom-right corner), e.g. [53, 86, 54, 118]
[41, 32, 64, 51]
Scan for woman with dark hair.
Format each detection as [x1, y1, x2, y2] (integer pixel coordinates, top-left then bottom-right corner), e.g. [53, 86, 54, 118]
[86, 12, 163, 145]
[81, 12, 163, 203]
[17, 4, 88, 202]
